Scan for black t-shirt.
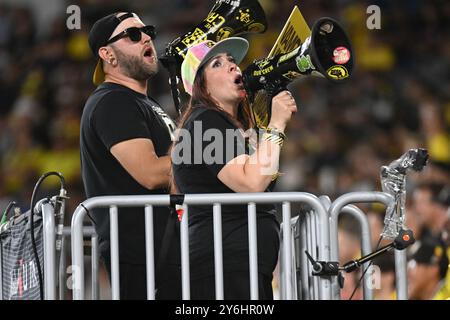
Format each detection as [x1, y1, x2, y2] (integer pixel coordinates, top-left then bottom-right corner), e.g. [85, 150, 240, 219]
[172, 108, 279, 279]
[80, 82, 178, 264]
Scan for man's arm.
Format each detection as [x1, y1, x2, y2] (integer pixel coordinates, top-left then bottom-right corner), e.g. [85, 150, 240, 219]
[110, 138, 171, 190]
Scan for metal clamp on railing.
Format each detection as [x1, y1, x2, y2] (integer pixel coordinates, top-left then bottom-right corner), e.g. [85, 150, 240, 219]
[306, 228, 415, 276]
[305, 251, 340, 276]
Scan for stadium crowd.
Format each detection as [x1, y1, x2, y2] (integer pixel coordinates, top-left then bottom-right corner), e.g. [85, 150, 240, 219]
[0, 0, 448, 299]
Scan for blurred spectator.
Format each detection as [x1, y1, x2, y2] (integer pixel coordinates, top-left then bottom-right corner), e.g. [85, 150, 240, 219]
[372, 251, 396, 300]
[412, 182, 450, 236]
[407, 234, 449, 300]
[338, 214, 364, 299]
[338, 214, 361, 263]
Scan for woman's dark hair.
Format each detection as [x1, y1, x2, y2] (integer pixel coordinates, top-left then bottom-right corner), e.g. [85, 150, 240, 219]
[169, 64, 255, 192]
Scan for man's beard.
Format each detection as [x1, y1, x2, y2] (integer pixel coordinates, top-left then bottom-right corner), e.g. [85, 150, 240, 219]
[114, 47, 158, 81]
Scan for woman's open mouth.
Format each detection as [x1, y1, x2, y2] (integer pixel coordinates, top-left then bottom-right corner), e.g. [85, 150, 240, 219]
[234, 74, 245, 90]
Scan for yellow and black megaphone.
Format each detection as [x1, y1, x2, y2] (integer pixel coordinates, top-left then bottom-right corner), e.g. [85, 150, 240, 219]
[243, 17, 354, 96]
[159, 0, 267, 115]
[163, 0, 267, 61]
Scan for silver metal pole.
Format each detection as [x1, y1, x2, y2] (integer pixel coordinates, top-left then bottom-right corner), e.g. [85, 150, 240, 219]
[42, 201, 56, 300]
[306, 212, 314, 299]
[71, 205, 86, 300]
[213, 203, 224, 300]
[91, 233, 100, 300]
[247, 203, 258, 300]
[299, 214, 309, 300]
[59, 236, 66, 300]
[319, 196, 332, 210]
[109, 206, 120, 300]
[144, 205, 155, 300]
[395, 249, 408, 300]
[282, 202, 292, 300]
[279, 223, 285, 300]
[290, 217, 299, 300]
[328, 191, 395, 300]
[311, 212, 319, 300]
[329, 209, 341, 300]
[342, 205, 374, 300]
[315, 211, 324, 299]
[180, 205, 190, 300]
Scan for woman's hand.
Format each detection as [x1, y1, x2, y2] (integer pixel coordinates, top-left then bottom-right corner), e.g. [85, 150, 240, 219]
[268, 90, 298, 131]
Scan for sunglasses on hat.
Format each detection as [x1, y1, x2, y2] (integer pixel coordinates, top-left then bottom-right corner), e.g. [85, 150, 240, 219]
[106, 25, 156, 45]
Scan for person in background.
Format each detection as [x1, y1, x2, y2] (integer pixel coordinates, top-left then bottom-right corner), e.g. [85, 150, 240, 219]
[372, 251, 396, 300]
[407, 234, 449, 300]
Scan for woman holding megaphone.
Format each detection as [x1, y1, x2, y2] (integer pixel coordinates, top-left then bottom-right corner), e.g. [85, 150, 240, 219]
[171, 37, 297, 299]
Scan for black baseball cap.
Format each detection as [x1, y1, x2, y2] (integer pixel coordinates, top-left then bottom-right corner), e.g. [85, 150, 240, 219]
[409, 234, 449, 279]
[88, 12, 138, 85]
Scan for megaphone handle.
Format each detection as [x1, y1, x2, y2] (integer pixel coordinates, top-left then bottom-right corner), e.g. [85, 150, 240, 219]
[264, 81, 287, 126]
[265, 92, 273, 124]
[167, 62, 182, 117]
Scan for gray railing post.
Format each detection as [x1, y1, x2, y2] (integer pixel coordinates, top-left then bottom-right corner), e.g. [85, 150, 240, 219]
[329, 191, 395, 300]
[281, 202, 292, 300]
[71, 205, 86, 300]
[299, 214, 309, 300]
[341, 205, 374, 300]
[395, 249, 408, 300]
[213, 203, 224, 300]
[144, 205, 155, 300]
[58, 236, 66, 300]
[312, 213, 320, 299]
[91, 233, 100, 300]
[41, 201, 56, 300]
[180, 205, 190, 300]
[109, 206, 120, 300]
[247, 202, 259, 300]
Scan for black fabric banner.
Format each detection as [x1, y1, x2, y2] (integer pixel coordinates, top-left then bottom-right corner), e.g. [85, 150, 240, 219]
[0, 211, 44, 300]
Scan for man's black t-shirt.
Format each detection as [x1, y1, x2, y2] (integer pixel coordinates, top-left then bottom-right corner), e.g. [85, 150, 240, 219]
[172, 108, 279, 280]
[80, 82, 177, 265]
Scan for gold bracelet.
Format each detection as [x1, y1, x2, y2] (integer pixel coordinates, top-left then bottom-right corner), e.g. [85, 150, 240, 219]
[262, 132, 284, 146]
[271, 172, 280, 181]
[264, 126, 287, 140]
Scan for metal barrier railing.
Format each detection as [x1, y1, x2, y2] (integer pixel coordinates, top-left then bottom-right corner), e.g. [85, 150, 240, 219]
[58, 226, 99, 300]
[279, 215, 299, 300]
[327, 191, 410, 300]
[320, 194, 375, 300]
[70, 192, 330, 300]
[1, 190, 407, 300]
[40, 199, 99, 300]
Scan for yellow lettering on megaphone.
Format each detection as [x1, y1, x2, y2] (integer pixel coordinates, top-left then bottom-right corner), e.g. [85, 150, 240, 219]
[269, 6, 311, 57]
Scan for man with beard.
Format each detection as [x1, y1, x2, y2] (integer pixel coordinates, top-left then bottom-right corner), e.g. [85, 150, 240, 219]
[80, 12, 180, 299]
